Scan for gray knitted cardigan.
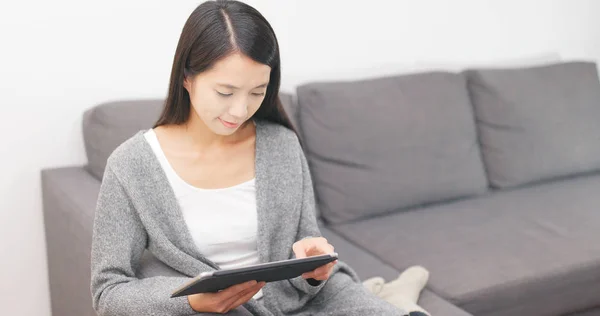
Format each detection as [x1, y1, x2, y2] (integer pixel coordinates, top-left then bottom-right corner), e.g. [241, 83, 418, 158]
[90, 119, 404, 316]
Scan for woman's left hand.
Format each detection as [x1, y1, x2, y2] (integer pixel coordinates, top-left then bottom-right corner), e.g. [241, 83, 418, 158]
[292, 237, 338, 281]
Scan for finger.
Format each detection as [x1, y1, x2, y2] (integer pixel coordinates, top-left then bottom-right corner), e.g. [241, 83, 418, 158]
[323, 243, 335, 254]
[293, 242, 307, 258]
[305, 245, 324, 257]
[220, 282, 262, 312]
[326, 261, 337, 270]
[302, 270, 323, 279]
[303, 269, 330, 281]
[302, 266, 323, 279]
[223, 282, 265, 313]
[312, 272, 331, 281]
[316, 265, 330, 275]
[297, 244, 323, 258]
[316, 263, 334, 275]
[220, 280, 257, 299]
[313, 265, 334, 280]
[303, 261, 336, 279]
[308, 243, 335, 257]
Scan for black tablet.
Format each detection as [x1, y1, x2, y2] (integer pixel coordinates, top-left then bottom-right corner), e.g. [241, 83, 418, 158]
[171, 253, 338, 297]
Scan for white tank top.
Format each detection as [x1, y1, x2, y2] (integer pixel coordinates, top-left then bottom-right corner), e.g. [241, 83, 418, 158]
[144, 129, 263, 299]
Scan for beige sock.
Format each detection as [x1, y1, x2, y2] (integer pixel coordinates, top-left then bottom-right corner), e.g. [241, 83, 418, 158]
[362, 276, 386, 295]
[381, 265, 429, 303]
[373, 266, 430, 315]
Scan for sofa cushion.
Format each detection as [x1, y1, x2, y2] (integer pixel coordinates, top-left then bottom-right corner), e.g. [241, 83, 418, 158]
[320, 225, 400, 282]
[466, 61, 600, 189]
[83, 99, 164, 180]
[279, 92, 300, 133]
[296, 72, 488, 224]
[418, 289, 475, 316]
[82, 94, 295, 180]
[565, 308, 600, 316]
[331, 173, 600, 316]
[320, 225, 474, 316]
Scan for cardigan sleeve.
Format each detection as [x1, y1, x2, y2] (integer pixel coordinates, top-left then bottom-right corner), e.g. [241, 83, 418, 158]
[286, 145, 329, 296]
[90, 165, 198, 316]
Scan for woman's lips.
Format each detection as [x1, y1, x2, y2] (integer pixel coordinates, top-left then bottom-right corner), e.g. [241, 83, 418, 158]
[219, 118, 240, 128]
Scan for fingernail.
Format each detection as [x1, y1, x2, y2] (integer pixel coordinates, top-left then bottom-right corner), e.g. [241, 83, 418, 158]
[249, 280, 257, 285]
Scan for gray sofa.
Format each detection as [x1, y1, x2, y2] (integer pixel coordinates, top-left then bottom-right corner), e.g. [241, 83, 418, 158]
[42, 61, 600, 315]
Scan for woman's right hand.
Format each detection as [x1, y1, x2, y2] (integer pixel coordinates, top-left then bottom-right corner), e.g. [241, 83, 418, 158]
[187, 280, 265, 314]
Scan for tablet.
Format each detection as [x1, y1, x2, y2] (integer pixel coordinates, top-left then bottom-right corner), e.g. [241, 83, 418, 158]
[170, 253, 338, 297]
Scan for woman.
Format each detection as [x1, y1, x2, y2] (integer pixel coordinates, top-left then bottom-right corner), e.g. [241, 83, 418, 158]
[90, 1, 408, 315]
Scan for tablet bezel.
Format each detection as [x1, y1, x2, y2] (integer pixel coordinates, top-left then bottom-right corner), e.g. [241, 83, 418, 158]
[170, 253, 338, 297]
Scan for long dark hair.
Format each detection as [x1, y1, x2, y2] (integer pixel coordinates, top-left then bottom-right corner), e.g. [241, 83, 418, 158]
[154, 0, 293, 130]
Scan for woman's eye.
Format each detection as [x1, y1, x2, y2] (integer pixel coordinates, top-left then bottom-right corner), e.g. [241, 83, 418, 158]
[252, 92, 265, 97]
[217, 91, 233, 97]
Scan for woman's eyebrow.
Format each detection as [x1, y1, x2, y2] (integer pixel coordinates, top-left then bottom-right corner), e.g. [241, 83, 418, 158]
[216, 83, 268, 89]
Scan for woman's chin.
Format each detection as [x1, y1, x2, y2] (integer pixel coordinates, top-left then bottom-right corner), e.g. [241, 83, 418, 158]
[211, 123, 240, 135]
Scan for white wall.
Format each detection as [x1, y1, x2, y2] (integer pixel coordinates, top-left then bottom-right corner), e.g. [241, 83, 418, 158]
[1, 0, 599, 314]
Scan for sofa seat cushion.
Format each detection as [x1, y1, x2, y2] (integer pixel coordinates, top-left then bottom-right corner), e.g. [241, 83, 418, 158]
[320, 225, 474, 316]
[331, 173, 600, 316]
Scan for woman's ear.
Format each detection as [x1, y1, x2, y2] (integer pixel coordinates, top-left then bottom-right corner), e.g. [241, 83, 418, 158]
[183, 76, 191, 92]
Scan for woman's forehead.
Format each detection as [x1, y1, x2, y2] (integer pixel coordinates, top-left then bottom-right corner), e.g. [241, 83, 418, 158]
[203, 52, 271, 87]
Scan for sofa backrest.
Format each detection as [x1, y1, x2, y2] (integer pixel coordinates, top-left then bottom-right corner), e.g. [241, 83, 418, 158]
[465, 61, 600, 188]
[295, 71, 490, 224]
[82, 99, 164, 180]
[83, 60, 600, 227]
[82, 94, 297, 180]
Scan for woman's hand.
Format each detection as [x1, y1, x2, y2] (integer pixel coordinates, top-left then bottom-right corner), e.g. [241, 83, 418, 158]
[293, 237, 338, 281]
[187, 280, 265, 314]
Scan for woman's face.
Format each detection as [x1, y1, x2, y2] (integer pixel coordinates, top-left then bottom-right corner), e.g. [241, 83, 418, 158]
[183, 52, 271, 135]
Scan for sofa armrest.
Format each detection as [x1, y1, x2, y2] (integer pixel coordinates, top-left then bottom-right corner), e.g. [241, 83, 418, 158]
[42, 166, 102, 316]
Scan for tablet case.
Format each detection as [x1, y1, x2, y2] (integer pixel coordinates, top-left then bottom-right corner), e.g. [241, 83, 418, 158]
[171, 253, 338, 297]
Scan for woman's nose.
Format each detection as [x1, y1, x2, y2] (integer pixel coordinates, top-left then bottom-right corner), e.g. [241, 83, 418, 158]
[228, 99, 249, 119]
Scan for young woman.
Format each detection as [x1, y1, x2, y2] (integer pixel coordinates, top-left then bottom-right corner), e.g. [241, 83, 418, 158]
[90, 1, 409, 315]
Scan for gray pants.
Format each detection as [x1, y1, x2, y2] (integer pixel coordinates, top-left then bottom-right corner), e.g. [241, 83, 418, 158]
[288, 273, 406, 316]
[210, 274, 407, 316]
